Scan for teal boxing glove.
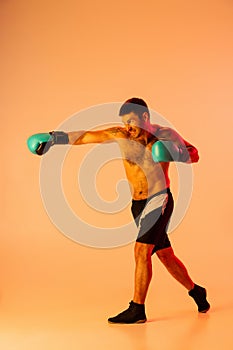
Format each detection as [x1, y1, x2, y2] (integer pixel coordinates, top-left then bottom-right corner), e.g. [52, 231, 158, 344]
[152, 141, 189, 163]
[27, 131, 69, 155]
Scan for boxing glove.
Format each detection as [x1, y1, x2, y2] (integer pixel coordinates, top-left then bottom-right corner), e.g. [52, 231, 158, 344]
[27, 131, 69, 155]
[152, 141, 189, 163]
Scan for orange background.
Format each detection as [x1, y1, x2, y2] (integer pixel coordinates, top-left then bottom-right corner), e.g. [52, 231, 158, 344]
[1, 0, 233, 349]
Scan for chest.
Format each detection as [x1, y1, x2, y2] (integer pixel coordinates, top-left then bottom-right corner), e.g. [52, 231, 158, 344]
[118, 138, 156, 167]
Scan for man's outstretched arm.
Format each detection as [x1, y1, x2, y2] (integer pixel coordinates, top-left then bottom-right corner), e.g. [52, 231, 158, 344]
[27, 127, 125, 155]
[68, 127, 125, 145]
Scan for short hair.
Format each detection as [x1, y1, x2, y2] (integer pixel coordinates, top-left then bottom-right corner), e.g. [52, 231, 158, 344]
[119, 97, 150, 118]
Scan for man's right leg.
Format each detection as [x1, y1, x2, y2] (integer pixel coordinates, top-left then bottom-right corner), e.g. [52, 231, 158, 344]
[108, 242, 153, 324]
[133, 242, 155, 304]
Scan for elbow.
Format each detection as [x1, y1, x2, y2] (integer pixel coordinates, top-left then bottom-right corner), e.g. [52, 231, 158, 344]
[190, 150, 199, 163]
[192, 154, 199, 163]
[185, 146, 199, 163]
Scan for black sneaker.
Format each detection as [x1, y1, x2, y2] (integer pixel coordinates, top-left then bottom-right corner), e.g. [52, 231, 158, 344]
[188, 284, 210, 313]
[108, 301, 147, 324]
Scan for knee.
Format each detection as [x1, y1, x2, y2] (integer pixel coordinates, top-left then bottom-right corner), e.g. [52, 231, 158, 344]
[134, 242, 154, 263]
[156, 247, 175, 265]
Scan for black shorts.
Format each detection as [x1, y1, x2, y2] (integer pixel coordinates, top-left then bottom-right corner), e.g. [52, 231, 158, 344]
[131, 188, 174, 254]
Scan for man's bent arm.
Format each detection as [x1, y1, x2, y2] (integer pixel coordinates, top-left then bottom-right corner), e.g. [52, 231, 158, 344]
[183, 140, 199, 163]
[156, 127, 199, 163]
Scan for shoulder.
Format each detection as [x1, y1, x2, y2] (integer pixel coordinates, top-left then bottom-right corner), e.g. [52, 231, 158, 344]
[104, 126, 127, 140]
[105, 126, 127, 139]
[151, 124, 172, 137]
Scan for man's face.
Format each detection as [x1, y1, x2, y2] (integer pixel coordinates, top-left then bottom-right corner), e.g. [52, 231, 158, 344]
[121, 112, 146, 138]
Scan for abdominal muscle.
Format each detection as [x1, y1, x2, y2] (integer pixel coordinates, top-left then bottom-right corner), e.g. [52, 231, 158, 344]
[123, 159, 170, 200]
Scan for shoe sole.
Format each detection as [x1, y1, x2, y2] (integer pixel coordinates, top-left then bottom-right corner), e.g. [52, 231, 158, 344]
[108, 319, 147, 324]
[199, 304, 210, 313]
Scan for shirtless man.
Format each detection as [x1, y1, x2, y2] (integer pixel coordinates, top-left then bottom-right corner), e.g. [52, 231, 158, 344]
[27, 97, 210, 323]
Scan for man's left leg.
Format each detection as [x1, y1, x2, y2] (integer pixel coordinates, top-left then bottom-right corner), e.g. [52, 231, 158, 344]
[156, 247, 210, 312]
[156, 247, 194, 290]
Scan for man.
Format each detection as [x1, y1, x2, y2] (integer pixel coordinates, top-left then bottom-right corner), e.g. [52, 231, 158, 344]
[27, 97, 210, 323]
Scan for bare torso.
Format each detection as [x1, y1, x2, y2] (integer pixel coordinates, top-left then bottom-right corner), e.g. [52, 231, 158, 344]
[70, 114, 198, 200]
[70, 121, 174, 200]
[116, 126, 170, 200]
